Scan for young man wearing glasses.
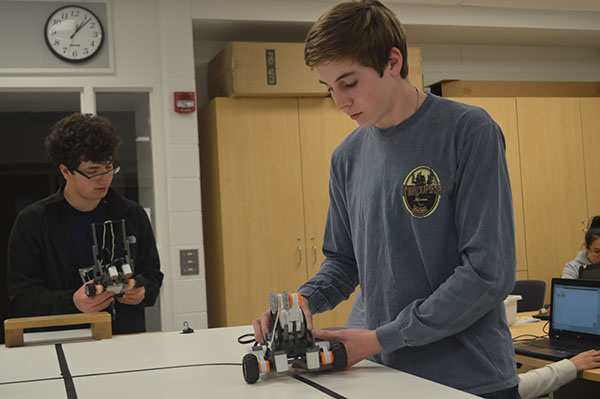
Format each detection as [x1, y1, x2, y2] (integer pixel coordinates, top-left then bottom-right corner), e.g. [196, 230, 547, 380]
[7, 113, 163, 334]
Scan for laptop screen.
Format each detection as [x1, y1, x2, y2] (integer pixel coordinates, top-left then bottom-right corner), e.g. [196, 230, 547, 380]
[551, 278, 600, 338]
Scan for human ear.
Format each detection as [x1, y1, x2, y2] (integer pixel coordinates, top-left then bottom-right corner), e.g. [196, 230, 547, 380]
[387, 47, 404, 77]
[59, 164, 72, 180]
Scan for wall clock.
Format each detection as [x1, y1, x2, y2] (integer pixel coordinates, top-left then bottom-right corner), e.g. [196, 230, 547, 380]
[44, 5, 104, 63]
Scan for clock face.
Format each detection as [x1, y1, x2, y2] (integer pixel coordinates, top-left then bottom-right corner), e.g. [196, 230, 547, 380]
[44, 5, 104, 63]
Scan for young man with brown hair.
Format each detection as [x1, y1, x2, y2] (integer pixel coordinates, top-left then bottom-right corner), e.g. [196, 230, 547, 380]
[254, 1, 519, 397]
[7, 113, 163, 334]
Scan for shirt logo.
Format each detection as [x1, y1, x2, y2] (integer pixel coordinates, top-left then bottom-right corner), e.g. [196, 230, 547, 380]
[402, 166, 442, 218]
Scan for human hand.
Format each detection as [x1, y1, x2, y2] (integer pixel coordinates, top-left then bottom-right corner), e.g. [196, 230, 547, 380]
[569, 350, 600, 372]
[117, 286, 146, 305]
[73, 281, 114, 313]
[253, 296, 312, 345]
[313, 328, 383, 368]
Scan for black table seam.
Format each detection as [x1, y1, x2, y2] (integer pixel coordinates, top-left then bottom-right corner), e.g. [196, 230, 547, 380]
[55, 343, 77, 399]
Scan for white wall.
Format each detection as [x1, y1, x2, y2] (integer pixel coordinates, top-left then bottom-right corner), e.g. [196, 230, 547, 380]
[191, 0, 600, 103]
[0, 0, 207, 332]
[420, 44, 600, 87]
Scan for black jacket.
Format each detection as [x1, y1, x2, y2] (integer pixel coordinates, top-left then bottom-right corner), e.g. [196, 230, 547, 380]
[7, 187, 164, 334]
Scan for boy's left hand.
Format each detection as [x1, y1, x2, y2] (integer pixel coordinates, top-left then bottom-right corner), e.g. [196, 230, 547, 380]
[117, 286, 146, 305]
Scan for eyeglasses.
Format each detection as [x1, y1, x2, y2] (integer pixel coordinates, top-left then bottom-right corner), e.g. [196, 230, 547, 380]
[74, 161, 120, 181]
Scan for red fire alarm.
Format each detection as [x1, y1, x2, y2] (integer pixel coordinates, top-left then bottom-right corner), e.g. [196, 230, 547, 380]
[174, 92, 196, 114]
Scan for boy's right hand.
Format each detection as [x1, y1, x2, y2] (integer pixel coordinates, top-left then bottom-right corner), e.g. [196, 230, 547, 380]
[252, 308, 274, 345]
[73, 281, 114, 313]
[252, 296, 313, 344]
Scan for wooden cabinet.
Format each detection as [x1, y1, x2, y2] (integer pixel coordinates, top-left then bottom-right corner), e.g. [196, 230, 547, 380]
[516, 98, 588, 291]
[452, 97, 600, 302]
[199, 97, 358, 328]
[297, 98, 359, 328]
[201, 94, 599, 322]
[582, 99, 600, 220]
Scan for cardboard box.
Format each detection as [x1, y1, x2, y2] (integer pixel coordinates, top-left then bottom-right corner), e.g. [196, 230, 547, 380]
[208, 42, 423, 98]
[429, 80, 600, 97]
[208, 42, 325, 98]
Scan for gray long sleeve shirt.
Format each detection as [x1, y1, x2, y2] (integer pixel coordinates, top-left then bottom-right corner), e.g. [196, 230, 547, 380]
[299, 93, 518, 395]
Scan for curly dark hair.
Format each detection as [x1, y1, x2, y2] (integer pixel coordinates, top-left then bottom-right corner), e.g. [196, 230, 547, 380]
[45, 113, 121, 171]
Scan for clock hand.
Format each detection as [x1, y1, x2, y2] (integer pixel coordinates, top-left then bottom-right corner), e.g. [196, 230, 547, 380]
[70, 17, 91, 39]
[70, 23, 80, 39]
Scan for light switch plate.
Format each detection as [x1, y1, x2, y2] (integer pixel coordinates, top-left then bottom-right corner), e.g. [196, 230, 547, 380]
[180, 249, 199, 275]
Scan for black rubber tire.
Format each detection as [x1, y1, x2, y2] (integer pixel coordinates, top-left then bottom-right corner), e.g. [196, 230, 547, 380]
[242, 353, 260, 384]
[85, 284, 96, 297]
[330, 341, 348, 371]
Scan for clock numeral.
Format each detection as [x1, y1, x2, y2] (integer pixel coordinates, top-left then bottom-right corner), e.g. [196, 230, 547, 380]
[90, 22, 96, 29]
[62, 47, 68, 54]
[50, 30, 57, 36]
[91, 41, 95, 47]
[72, 50, 78, 57]
[61, 12, 68, 19]
[83, 48, 89, 55]
[54, 40, 60, 46]
[92, 31, 99, 38]
[70, 10, 80, 17]
[53, 19, 60, 25]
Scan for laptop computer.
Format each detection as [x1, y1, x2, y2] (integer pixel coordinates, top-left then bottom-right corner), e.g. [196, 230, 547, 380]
[579, 263, 600, 280]
[513, 278, 600, 361]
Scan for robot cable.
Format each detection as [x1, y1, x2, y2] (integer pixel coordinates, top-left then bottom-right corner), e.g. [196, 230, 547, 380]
[101, 220, 116, 262]
[270, 309, 280, 349]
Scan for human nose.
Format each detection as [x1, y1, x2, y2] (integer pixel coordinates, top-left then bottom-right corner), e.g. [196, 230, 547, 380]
[332, 91, 351, 111]
[95, 171, 113, 182]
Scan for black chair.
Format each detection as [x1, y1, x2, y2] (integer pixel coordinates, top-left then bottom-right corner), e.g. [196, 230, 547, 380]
[510, 280, 546, 312]
[579, 263, 600, 280]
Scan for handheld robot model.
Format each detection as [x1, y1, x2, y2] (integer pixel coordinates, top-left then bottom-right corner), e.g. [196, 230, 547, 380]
[81, 219, 145, 298]
[242, 291, 347, 384]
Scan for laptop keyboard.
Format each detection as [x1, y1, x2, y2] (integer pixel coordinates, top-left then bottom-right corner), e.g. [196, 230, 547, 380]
[530, 339, 597, 352]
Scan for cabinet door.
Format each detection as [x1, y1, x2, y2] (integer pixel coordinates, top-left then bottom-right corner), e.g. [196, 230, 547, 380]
[517, 98, 587, 301]
[213, 98, 309, 326]
[298, 98, 359, 328]
[449, 98, 528, 276]
[581, 98, 600, 220]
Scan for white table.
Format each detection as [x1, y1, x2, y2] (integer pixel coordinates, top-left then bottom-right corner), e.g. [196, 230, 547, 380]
[0, 325, 480, 398]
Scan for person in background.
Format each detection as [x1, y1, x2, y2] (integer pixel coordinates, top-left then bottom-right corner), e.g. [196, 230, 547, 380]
[561, 216, 600, 279]
[518, 349, 600, 399]
[253, 1, 519, 397]
[7, 113, 163, 334]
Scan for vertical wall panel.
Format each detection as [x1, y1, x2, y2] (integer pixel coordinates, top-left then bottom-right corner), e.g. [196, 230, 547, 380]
[517, 98, 587, 301]
[581, 98, 600, 222]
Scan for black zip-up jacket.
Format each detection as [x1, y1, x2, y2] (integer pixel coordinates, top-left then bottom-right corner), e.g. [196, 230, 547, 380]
[7, 187, 164, 334]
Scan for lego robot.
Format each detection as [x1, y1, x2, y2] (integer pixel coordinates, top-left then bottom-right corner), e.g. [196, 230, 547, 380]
[82, 219, 145, 298]
[242, 291, 347, 384]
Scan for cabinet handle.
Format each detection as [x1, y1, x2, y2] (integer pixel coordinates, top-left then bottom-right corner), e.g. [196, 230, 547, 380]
[298, 246, 303, 264]
[312, 246, 317, 264]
